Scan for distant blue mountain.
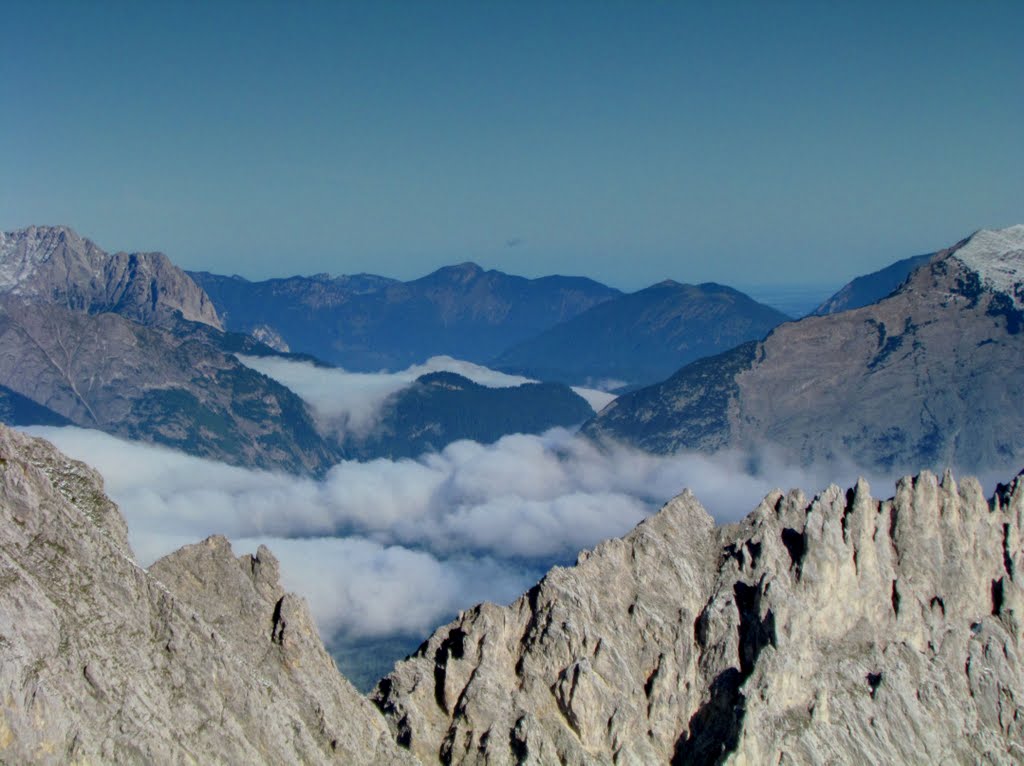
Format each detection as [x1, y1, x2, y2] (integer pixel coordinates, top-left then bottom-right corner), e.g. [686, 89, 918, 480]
[189, 264, 621, 371]
[348, 371, 594, 459]
[491, 280, 789, 388]
[813, 252, 933, 315]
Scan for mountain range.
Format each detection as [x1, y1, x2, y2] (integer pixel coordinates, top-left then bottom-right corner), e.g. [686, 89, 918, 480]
[2, 423, 1020, 763]
[0, 227, 601, 470]
[0, 226, 337, 472]
[189, 264, 622, 371]
[583, 226, 1024, 474]
[191, 265, 794, 390]
[3, 223, 1023, 479]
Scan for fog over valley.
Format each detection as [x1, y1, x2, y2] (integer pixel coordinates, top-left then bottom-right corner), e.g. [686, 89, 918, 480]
[23, 354, 905, 687]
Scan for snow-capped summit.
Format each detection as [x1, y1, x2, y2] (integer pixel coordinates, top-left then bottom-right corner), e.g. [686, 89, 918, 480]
[952, 224, 1024, 307]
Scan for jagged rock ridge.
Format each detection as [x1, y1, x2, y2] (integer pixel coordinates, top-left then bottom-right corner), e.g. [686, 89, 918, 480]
[375, 467, 1024, 765]
[0, 424, 413, 764]
[2, 422, 1022, 764]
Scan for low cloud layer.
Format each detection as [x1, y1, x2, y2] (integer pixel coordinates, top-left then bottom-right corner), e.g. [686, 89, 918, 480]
[238, 355, 616, 436]
[26, 424, 895, 647]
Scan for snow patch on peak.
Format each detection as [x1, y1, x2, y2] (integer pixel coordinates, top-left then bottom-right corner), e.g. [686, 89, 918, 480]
[952, 224, 1024, 306]
[0, 226, 72, 291]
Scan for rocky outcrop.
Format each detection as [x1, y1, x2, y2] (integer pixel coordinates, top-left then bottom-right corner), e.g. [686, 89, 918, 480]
[375, 468, 1024, 765]
[2, 423, 1022, 765]
[0, 226, 222, 330]
[0, 424, 413, 764]
[584, 226, 1024, 473]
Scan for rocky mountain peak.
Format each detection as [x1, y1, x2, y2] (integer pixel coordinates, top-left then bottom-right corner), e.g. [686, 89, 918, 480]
[584, 227, 1024, 472]
[0, 224, 222, 330]
[376, 467, 1024, 764]
[422, 261, 486, 285]
[951, 224, 1024, 307]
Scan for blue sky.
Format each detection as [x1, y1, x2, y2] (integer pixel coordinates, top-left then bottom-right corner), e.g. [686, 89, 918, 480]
[2, 1, 1022, 290]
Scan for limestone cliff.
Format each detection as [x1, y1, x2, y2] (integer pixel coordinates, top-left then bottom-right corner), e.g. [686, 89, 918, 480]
[0, 424, 413, 764]
[376, 469, 1024, 765]
[0, 225, 222, 330]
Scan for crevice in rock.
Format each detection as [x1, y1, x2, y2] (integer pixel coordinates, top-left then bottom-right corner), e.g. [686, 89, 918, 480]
[672, 581, 776, 765]
[842, 487, 856, 541]
[780, 528, 806, 579]
[891, 582, 901, 617]
[644, 655, 663, 701]
[509, 717, 529, 765]
[1003, 523, 1014, 577]
[271, 596, 286, 645]
[992, 578, 1004, 616]
[745, 540, 762, 569]
[866, 672, 882, 699]
[930, 596, 945, 616]
[433, 627, 467, 713]
[517, 583, 544, 661]
[671, 668, 744, 766]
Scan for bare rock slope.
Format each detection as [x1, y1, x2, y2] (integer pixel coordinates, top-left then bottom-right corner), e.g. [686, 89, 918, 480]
[376, 467, 1024, 765]
[0, 225, 339, 474]
[584, 225, 1024, 473]
[0, 424, 413, 764]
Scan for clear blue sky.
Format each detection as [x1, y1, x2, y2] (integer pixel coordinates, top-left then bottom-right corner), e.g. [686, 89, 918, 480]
[2, 0, 1022, 290]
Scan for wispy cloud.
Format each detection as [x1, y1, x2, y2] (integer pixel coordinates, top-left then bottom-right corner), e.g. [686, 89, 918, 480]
[238, 354, 615, 433]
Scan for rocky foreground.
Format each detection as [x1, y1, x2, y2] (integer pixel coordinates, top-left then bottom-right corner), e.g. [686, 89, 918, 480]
[378, 469, 1024, 763]
[1, 423, 1022, 764]
[0, 425, 409, 764]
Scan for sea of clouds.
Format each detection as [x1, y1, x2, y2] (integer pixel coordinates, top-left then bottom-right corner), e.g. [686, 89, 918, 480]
[28, 423, 886, 645]
[20, 355, 902, 685]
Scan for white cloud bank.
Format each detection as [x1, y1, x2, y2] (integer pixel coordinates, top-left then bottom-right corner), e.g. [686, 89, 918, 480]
[238, 354, 616, 436]
[25, 424, 892, 645]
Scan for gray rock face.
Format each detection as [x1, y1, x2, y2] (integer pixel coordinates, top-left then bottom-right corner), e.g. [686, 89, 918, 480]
[0, 424, 414, 764]
[584, 226, 1024, 473]
[0, 225, 222, 330]
[376, 466, 1024, 765]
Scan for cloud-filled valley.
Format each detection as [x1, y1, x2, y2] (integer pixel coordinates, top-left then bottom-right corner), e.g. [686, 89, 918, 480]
[27, 421, 892, 647]
[238, 354, 617, 438]
[18, 356, 909, 686]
